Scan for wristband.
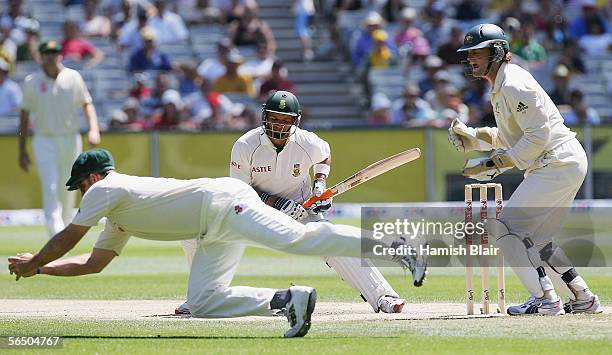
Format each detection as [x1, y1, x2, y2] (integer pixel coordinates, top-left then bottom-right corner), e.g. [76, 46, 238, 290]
[313, 163, 330, 177]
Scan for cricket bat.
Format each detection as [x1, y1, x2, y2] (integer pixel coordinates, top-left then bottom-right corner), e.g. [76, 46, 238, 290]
[303, 148, 421, 208]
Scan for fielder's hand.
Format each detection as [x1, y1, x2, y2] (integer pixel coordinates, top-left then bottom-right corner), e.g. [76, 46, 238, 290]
[308, 179, 332, 214]
[448, 119, 480, 152]
[8, 253, 37, 281]
[88, 130, 101, 147]
[462, 150, 514, 181]
[275, 197, 308, 221]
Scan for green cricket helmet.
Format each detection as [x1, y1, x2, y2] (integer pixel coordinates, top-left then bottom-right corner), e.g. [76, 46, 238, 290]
[261, 90, 301, 140]
[457, 24, 509, 77]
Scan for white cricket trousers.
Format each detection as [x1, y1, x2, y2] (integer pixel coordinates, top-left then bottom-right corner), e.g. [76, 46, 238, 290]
[187, 180, 372, 318]
[32, 134, 82, 237]
[499, 138, 587, 297]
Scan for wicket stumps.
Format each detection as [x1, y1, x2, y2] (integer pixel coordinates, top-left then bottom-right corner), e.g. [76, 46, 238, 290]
[464, 183, 505, 315]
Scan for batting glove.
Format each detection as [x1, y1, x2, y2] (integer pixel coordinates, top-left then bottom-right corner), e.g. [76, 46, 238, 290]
[308, 179, 332, 214]
[274, 197, 308, 221]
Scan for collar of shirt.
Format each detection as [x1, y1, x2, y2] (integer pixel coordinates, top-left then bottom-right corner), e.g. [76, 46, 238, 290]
[491, 62, 507, 94]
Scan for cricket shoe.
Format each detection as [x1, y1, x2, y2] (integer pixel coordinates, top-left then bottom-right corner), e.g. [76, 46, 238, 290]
[283, 286, 317, 338]
[378, 296, 405, 313]
[563, 295, 603, 314]
[174, 301, 190, 315]
[392, 237, 428, 287]
[507, 296, 565, 316]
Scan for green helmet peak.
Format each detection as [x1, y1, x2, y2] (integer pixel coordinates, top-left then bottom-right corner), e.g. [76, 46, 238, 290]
[263, 91, 301, 117]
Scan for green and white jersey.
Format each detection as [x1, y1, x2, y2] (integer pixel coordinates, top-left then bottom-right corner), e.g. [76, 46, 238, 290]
[72, 172, 240, 254]
[490, 62, 576, 170]
[230, 127, 330, 203]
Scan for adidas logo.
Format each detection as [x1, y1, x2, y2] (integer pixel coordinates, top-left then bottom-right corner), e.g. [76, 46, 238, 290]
[517, 101, 528, 112]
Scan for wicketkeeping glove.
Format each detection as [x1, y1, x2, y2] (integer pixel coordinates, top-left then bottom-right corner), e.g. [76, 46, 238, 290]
[274, 197, 309, 221]
[448, 118, 495, 152]
[462, 149, 515, 181]
[308, 179, 332, 214]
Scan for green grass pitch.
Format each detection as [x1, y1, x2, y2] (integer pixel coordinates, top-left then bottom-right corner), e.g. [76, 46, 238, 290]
[1, 224, 611, 354]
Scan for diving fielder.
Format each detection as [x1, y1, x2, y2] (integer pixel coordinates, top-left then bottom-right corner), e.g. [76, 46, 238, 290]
[448, 24, 601, 315]
[180, 91, 425, 314]
[9, 149, 417, 338]
[18, 40, 101, 237]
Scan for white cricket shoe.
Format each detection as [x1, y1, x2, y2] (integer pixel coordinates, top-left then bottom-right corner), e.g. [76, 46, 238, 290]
[174, 301, 190, 315]
[378, 296, 406, 313]
[564, 295, 603, 314]
[507, 296, 565, 316]
[283, 286, 317, 338]
[393, 237, 428, 287]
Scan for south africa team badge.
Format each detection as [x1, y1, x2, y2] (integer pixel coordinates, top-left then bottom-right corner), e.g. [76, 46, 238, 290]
[292, 164, 301, 177]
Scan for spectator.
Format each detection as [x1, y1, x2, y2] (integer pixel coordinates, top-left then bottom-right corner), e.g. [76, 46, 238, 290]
[197, 38, 233, 83]
[117, 5, 149, 51]
[108, 97, 150, 131]
[462, 79, 490, 126]
[437, 26, 465, 66]
[560, 89, 601, 125]
[390, 84, 435, 126]
[0, 0, 28, 46]
[557, 38, 586, 74]
[293, 0, 316, 61]
[128, 27, 172, 73]
[222, 0, 258, 25]
[15, 18, 40, 63]
[184, 77, 234, 128]
[177, 0, 223, 25]
[128, 72, 152, 99]
[418, 55, 444, 95]
[510, 22, 546, 68]
[151, 89, 193, 130]
[425, 79, 468, 125]
[148, 0, 189, 43]
[549, 64, 572, 105]
[351, 11, 395, 69]
[259, 60, 295, 101]
[380, 0, 404, 23]
[61, 20, 105, 67]
[81, 0, 111, 37]
[368, 92, 392, 125]
[368, 29, 395, 68]
[394, 7, 430, 64]
[176, 61, 200, 96]
[569, 0, 609, 39]
[242, 44, 275, 83]
[578, 19, 612, 56]
[141, 72, 170, 115]
[421, 1, 454, 52]
[109, 0, 133, 41]
[454, 0, 483, 20]
[0, 58, 21, 115]
[213, 51, 254, 96]
[228, 4, 276, 55]
[0, 29, 16, 68]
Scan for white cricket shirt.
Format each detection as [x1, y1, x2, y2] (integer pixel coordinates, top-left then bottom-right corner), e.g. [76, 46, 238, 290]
[21, 67, 92, 135]
[490, 62, 576, 170]
[72, 172, 241, 254]
[230, 127, 330, 203]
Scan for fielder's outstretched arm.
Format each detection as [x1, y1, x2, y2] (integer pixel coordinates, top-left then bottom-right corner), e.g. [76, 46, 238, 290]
[8, 224, 90, 280]
[38, 248, 116, 276]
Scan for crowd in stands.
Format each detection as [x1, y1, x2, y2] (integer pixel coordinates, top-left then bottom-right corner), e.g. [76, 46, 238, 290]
[0, 0, 610, 132]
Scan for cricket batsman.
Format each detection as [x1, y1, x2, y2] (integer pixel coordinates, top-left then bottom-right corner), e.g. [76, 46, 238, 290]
[178, 91, 426, 315]
[448, 24, 602, 315]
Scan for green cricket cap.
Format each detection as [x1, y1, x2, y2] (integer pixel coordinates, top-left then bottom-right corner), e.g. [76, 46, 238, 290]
[39, 40, 62, 54]
[66, 149, 115, 191]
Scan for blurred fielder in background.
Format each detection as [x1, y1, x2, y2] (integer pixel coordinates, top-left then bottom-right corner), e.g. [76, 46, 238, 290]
[180, 91, 423, 315]
[448, 24, 602, 315]
[18, 40, 101, 237]
[8, 149, 417, 338]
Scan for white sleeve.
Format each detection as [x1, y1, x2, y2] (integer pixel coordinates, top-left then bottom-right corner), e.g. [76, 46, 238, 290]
[504, 86, 551, 170]
[20, 79, 33, 112]
[94, 220, 130, 255]
[72, 185, 126, 227]
[229, 141, 252, 184]
[74, 72, 93, 106]
[308, 134, 331, 164]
